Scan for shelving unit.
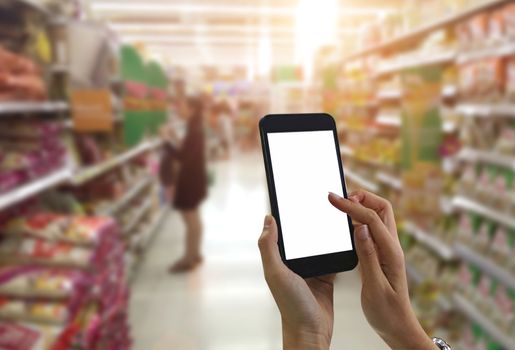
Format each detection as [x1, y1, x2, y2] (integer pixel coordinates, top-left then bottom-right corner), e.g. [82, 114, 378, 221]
[0, 101, 68, 115]
[454, 243, 515, 290]
[375, 50, 456, 76]
[376, 171, 402, 190]
[345, 169, 379, 192]
[342, 0, 511, 62]
[0, 167, 71, 211]
[72, 139, 162, 185]
[404, 221, 454, 261]
[99, 176, 153, 216]
[455, 103, 515, 118]
[453, 294, 515, 350]
[452, 196, 515, 229]
[457, 148, 515, 170]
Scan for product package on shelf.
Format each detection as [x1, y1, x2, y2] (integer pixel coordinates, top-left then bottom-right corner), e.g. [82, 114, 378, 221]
[0, 46, 46, 102]
[0, 120, 67, 194]
[0, 213, 131, 350]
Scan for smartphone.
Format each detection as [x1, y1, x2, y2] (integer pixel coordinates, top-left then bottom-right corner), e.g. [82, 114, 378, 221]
[259, 113, 357, 278]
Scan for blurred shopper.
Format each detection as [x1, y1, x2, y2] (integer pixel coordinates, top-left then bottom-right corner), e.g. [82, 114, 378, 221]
[259, 190, 449, 350]
[158, 125, 178, 202]
[216, 100, 235, 159]
[166, 96, 208, 273]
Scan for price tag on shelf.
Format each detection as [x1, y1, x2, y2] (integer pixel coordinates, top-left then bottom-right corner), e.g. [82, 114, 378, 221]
[70, 89, 114, 132]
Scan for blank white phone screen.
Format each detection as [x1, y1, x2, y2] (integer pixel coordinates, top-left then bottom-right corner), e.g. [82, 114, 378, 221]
[267, 130, 352, 260]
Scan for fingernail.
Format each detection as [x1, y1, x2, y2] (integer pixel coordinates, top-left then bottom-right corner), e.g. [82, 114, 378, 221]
[356, 225, 370, 241]
[263, 215, 272, 228]
[328, 192, 342, 200]
[349, 195, 360, 203]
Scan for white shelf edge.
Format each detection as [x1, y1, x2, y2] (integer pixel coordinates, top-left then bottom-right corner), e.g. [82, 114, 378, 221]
[454, 243, 515, 291]
[345, 169, 379, 192]
[404, 221, 454, 261]
[455, 103, 515, 118]
[339, 144, 355, 157]
[0, 101, 68, 115]
[376, 90, 402, 100]
[376, 171, 402, 190]
[122, 198, 153, 234]
[457, 148, 515, 171]
[100, 176, 153, 216]
[376, 51, 456, 75]
[452, 195, 515, 229]
[376, 115, 401, 127]
[453, 293, 515, 350]
[0, 168, 72, 211]
[457, 42, 515, 64]
[71, 139, 162, 185]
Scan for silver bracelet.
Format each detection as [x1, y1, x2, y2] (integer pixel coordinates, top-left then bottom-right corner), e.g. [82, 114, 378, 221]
[432, 337, 452, 350]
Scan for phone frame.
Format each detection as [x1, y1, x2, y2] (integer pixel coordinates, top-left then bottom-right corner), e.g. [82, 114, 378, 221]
[259, 113, 358, 278]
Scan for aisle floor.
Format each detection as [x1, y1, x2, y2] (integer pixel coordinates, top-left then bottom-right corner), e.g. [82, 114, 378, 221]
[130, 152, 387, 350]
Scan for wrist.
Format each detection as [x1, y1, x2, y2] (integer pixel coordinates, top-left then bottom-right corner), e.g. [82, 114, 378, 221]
[282, 326, 330, 350]
[381, 316, 437, 350]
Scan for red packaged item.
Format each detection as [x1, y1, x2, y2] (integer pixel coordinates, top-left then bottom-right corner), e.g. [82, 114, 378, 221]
[0, 46, 38, 75]
[489, 9, 505, 43]
[468, 13, 489, 45]
[503, 3, 515, 38]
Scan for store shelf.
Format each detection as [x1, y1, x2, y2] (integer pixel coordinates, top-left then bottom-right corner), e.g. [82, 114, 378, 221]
[453, 293, 515, 350]
[376, 51, 456, 76]
[452, 195, 515, 229]
[455, 103, 515, 118]
[0, 168, 71, 211]
[404, 221, 454, 261]
[376, 89, 402, 100]
[376, 114, 401, 127]
[71, 139, 162, 185]
[0, 101, 68, 115]
[457, 148, 515, 170]
[441, 85, 458, 99]
[122, 198, 153, 234]
[457, 42, 515, 63]
[340, 144, 355, 157]
[345, 169, 379, 192]
[342, 0, 511, 62]
[99, 176, 153, 216]
[138, 208, 168, 251]
[454, 243, 515, 290]
[376, 171, 402, 190]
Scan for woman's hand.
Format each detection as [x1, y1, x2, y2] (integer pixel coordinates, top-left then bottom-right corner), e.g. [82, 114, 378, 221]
[328, 190, 436, 350]
[258, 215, 334, 350]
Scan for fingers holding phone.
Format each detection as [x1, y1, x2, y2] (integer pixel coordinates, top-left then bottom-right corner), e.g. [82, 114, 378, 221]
[328, 191, 436, 350]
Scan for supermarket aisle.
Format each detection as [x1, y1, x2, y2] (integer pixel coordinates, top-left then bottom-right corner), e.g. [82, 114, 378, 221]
[130, 152, 387, 350]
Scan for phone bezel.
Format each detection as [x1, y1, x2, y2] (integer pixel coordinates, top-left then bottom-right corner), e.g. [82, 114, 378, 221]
[259, 113, 358, 278]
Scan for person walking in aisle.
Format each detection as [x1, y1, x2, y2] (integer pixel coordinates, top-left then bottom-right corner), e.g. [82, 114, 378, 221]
[258, 190, 450, 350]
[166, 95, 208, 273]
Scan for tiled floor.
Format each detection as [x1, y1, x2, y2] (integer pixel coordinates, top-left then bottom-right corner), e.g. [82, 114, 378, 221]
[130, 153, 388, 349]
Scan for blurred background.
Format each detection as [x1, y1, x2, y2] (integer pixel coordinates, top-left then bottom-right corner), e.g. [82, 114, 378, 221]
[0, 0, 514, 349]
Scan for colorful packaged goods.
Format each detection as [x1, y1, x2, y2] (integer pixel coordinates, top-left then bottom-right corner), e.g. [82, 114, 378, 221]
[0, 215, 131, 349]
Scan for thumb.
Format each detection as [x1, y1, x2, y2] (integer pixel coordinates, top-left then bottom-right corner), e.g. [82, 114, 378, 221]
[258, 215, 285, 279]
[354, 225, 383, 286]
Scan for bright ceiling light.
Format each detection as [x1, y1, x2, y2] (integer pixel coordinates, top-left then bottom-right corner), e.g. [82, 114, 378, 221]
[91, 2, 393, 17]
[295, 0, 338, 82]
[257, 27, 272, 77]
[121, 34, 293, 46]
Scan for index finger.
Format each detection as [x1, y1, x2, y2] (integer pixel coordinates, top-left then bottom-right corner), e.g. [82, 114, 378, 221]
[328, 192, 398, 261]
[348, 189, 398, 239]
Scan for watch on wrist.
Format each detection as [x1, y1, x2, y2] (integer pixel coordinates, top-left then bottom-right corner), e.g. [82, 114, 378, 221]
[432, 337, 452, 350]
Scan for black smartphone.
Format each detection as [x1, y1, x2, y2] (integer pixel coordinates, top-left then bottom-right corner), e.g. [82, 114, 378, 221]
[259, 113, 357, 278]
